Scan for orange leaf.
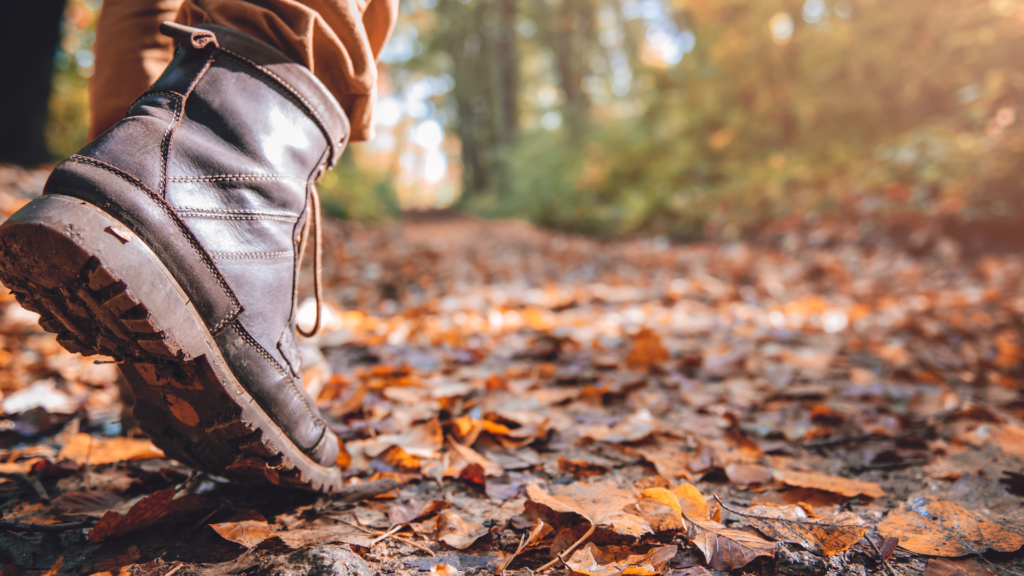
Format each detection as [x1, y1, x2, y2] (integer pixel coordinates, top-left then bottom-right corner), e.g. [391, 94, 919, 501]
[58, 434, 164, 466]
[626, 328, 669, 369]
[210, 520, 276, 549]
[878, 496, 1024, 557]
[527, 481, 652, 538]
[564, 543, 677, 576]
[772, 468, 886, 499]
[436, 511, 488, 550]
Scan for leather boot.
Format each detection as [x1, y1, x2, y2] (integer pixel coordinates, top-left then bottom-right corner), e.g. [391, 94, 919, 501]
[0, 23, 348, 492]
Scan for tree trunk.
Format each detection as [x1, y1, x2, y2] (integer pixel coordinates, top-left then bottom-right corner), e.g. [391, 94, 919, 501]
[496, 0, 519, 143]
[0, 0, 66, 166]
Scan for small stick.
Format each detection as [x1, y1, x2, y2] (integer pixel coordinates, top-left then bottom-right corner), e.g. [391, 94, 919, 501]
[537, 523, 595, 572]
[370, 524, 404, 546]
[335, 478, 400, 503]
[341, 521, 435, 556]
[163, 563, 183, 576]
[0, 519, 92, 533]
[0, 471, 49, 502]
[867, 535, 897, 576]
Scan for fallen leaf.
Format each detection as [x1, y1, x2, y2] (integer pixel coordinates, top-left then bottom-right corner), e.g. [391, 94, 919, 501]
[58, 434, 164, 466]
[389, 499, 450, 525]
[52, 489, 125, 518]
[686, 516, 776, 571]
[431, 564, 460, 576]
[877, 496, 1024, 557]
[436, 510, 488, 550]
[772, 468, 886, 499]
[210, 520, 276, 549]
[564, 543, 677, 576]
[558, 456, 610, 478]
[725, 463, 773, 486]
[635, 445, 695, 482]
[726, 503, 868, 555]
[447, 440, 504, 478]
[925, 557, 999, 576]
[87, 488, 205, 542]
[527, 481, 652, 538]
[274, 526, 376, 549]
[581, 410, 658, 443]
[626, 328, 669, 369]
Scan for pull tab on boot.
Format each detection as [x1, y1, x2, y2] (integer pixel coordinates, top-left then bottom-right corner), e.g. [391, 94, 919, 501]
[159, 21, 219, 49]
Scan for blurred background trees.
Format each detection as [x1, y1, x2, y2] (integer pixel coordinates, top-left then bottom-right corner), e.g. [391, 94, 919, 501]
[13, 0, 1024, 238]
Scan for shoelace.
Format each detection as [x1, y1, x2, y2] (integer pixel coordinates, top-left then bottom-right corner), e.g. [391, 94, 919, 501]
[297, 182, 324, 338]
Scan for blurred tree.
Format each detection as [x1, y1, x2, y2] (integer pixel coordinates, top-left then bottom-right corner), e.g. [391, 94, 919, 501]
[0, 0, 67, 166]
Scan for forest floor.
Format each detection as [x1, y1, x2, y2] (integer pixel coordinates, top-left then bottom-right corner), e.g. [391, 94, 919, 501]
[1, 164, 1024, 575]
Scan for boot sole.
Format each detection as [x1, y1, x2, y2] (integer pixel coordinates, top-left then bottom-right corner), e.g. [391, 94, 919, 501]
[0, 194, 343, 492]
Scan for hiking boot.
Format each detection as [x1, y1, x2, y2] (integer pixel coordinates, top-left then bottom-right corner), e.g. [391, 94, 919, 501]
[0, 22, 348, 492]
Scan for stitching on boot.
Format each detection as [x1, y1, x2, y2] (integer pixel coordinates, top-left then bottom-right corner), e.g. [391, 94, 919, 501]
[176, 213, 299, 223]
[211, 47, 343, 160]
[160, 53, 217, 198]
[173, 207, 298, 216]
[230, 320, 324, 427]
[66, 154, 243, 333]
[158, 95, 184, 199]
[210, 251, 293, 260]
[168, 175, 306, 184]
[126, 90, 183, 115]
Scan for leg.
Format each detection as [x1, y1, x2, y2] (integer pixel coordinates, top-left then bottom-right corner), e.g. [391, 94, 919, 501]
[89, 0, 185, 140]
[175, 0, 398, 141]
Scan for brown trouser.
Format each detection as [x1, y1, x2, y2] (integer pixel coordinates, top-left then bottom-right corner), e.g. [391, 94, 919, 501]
[89, 0, 397, 143]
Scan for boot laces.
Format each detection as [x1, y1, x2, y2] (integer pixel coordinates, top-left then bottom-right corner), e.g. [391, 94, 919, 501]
[297, 182, 324, 338]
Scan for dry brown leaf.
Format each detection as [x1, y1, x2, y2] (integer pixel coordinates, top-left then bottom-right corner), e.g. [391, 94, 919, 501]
[564, 543, 677, 576]
[725, 463, 773, 486]
[274, 526, 376, 549]
[581, 410, 658, 443]
[210, 520, 276, 549]
[626, 328, 670, 369]
[877, 496, 1024, 557]
[728, 503, 868, 555]
[58, 434, 164, 466]
[686, 516, 776, 572]
[446, 440, 504, 478]
[436, 510, 488, 550]
[88, 488, 205, 542]
[558, 456, 610, 478]
[526, 481, 652, 538]
[772, 468, 886, 499]
[635, 445, 695, 482]
[925, 557, 999, 576]
[388, 498, 450, 525]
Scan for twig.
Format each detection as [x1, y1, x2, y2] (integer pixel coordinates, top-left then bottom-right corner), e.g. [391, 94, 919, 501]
[371, 524, 404, 545]
[867, 535, 897, 576]
[391, 535, 436, 556]
[501, 532, 528, 574]
[334, 478, 399, 504]
[537, 523, 595, 572]
[341, 520, 435, 556]
[0, 519, 93, 533]
[0, 471, 49, 502]
[163, 563, 183, 576]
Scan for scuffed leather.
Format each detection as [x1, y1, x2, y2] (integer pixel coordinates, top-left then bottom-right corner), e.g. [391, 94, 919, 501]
[41, 23, 347, 468]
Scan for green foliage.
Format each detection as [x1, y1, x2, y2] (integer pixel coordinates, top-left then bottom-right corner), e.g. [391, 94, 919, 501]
[317, 152, 401, 222]
[411, 0, 1024, 237]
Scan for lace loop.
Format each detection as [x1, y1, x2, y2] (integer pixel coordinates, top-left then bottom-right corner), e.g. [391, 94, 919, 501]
[297, 182, 324, 338]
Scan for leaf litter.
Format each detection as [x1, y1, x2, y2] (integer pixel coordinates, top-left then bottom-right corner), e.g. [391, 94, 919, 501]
[0, 170, 1023, 574]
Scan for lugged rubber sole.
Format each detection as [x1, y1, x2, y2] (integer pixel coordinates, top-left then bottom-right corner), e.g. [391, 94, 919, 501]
[0, 194, 343, 492]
